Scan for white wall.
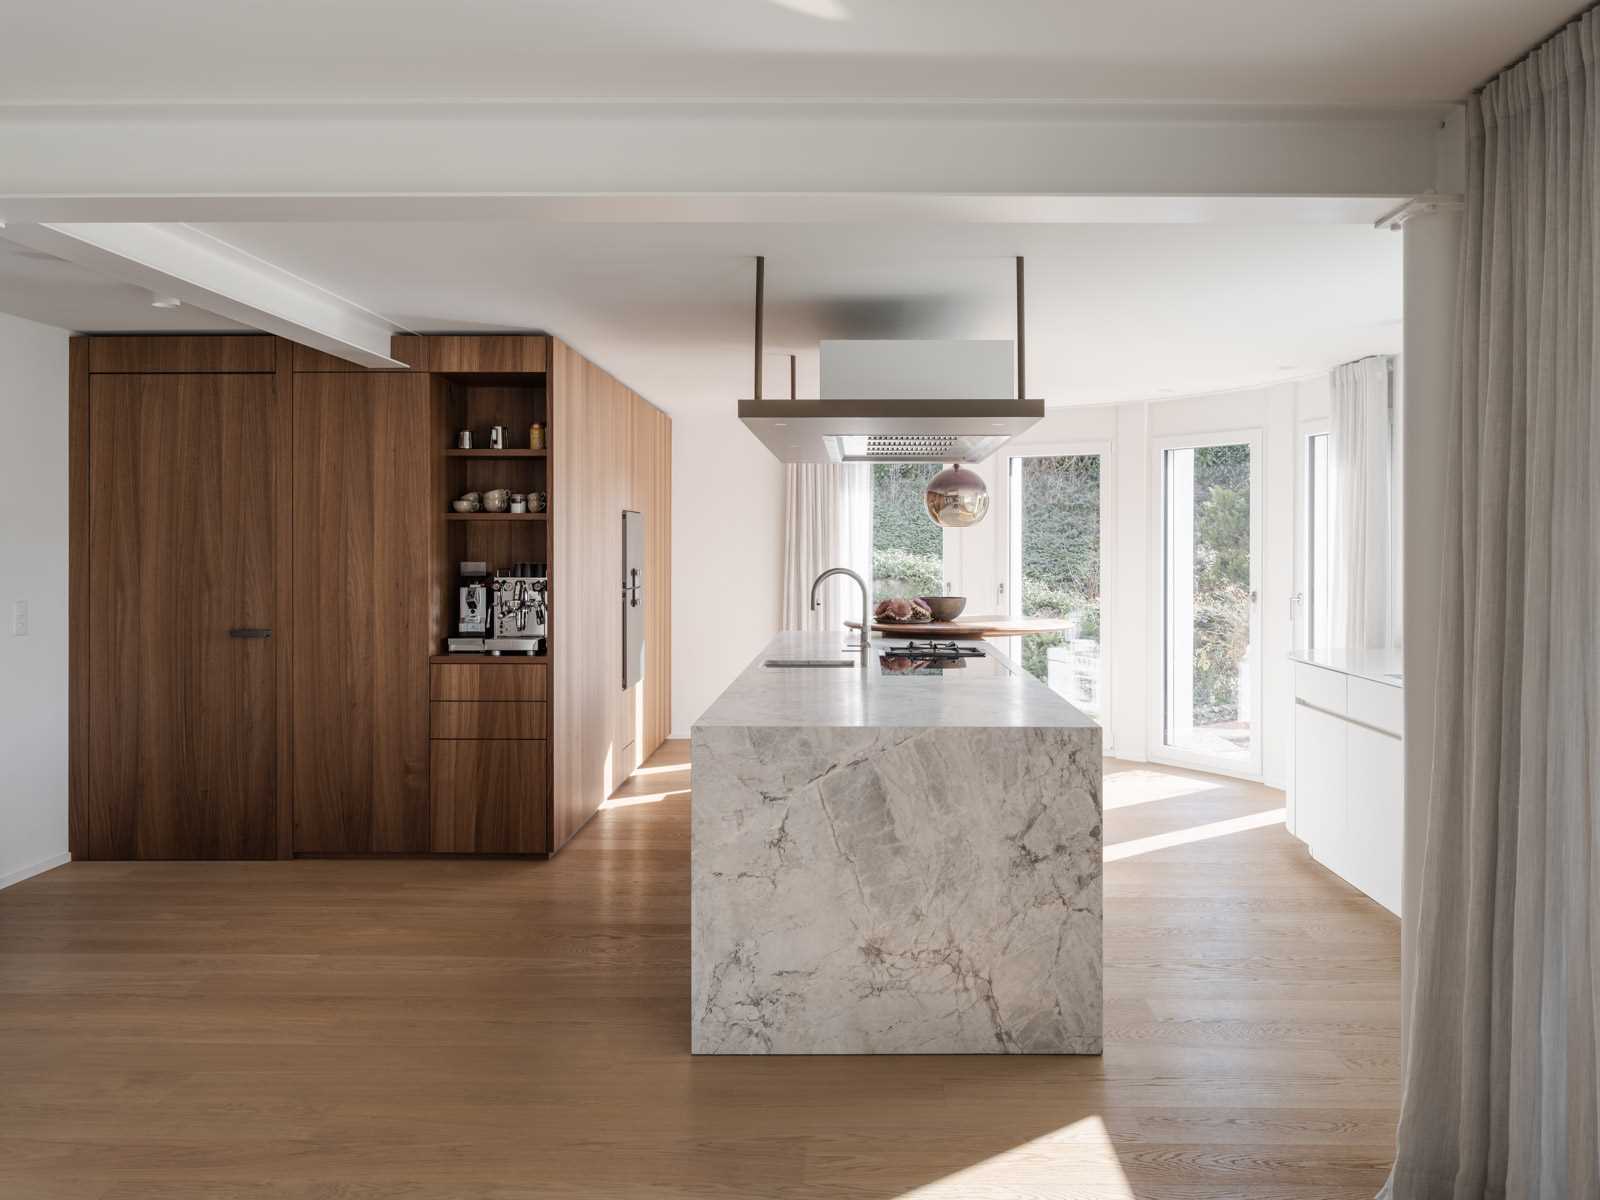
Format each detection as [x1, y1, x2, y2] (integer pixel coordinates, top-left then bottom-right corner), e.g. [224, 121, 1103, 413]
[0, 312, 71, 889]
[670, 411, 786, 737]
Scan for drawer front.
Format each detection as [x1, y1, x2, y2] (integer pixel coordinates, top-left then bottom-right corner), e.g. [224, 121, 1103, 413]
[431, 701, 547, 740]
[1294, 662, 1347, 715]
[430, 740, 548, 854]
[1347, 677, 1404, 737]
[431, 663, 547, 702]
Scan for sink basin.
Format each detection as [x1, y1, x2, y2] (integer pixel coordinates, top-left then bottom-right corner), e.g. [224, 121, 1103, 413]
[764, 658, 856, 669]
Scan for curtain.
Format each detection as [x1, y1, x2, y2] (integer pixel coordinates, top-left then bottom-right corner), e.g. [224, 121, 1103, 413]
[1330, 354, 1397, 650]
[1383, 13, 1600, 1198]
[780, 463, 871, 634]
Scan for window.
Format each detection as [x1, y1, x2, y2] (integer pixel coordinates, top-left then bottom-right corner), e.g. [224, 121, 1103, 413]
[870, 463, 944, 604]
[1006, 450, 1107, 726]
[1157, 434, 1262, 774]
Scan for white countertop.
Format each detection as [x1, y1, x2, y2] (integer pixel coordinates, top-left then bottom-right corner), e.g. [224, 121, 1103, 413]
[694, 631, 1099, 730]
[1289, 647, 1403, 689]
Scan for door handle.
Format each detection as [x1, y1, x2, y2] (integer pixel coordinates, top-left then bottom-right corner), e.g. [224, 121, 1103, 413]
[228, 628, 273, 639]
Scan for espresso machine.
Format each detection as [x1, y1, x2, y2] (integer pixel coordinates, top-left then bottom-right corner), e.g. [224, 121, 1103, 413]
[486, 562, 547, 656]
[446, 561, 491, 654]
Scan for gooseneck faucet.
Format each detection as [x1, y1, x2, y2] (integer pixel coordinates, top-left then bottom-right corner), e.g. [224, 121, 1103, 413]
[810, 567, 872, 664]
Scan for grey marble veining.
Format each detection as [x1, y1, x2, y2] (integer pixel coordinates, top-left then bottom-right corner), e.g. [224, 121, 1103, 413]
[692, 634, 1102, 1055]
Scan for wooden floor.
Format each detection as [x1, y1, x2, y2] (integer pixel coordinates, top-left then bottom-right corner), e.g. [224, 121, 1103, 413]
[0, 743, 1399, 1199]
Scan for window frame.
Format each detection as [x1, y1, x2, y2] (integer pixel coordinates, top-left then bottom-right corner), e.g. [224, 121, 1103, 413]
[995, 438, 1115, 751]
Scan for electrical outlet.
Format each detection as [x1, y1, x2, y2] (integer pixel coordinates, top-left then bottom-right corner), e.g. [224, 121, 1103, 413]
[11, 600, 26, 637]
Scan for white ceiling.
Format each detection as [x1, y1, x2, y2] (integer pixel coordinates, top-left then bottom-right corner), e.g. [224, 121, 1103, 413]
[181, 220, 1399, 412]
[0, 221, 1400, 413]
[0, 239, 243, 333]
[1, 0, 1579, 104]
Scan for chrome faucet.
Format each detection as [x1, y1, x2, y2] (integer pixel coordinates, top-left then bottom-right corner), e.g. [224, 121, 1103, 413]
[810, 567, 872, 663]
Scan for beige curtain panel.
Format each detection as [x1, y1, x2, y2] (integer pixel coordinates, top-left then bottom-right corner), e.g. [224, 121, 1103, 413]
[1383, 12, 1600, 1198]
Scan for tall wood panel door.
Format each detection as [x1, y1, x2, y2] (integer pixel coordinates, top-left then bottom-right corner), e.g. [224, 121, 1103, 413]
[291, 372, 432, 853]
[85, 373, 279, 859]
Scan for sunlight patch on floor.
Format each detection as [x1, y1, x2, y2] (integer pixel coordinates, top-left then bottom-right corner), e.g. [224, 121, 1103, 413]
[896, 1115, 1134, 1198]
[600, 788, 690, 811]
[1103, 806, 1286, 862]
[1102, 767, 1223, 810]
[625, 761, 692, 778]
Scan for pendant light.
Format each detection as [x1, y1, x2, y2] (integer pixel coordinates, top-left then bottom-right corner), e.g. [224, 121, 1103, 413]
[924, 463, 990, 527]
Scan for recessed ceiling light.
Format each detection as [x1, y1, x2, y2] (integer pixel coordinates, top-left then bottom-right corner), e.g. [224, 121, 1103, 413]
[150, 295, 182, 309]
[773, 422, 788, 427]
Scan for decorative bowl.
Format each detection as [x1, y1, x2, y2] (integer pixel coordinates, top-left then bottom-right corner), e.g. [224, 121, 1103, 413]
[919, 595, 967, 622]
[451, 498, 480, 513]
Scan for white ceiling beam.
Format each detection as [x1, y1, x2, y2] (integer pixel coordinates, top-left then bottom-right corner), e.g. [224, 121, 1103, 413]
[0, 221, 404, 366]
[0, 100, 1457, 225]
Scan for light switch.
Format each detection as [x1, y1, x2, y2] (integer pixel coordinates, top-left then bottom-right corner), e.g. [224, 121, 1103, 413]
[11, 600, 26, 637]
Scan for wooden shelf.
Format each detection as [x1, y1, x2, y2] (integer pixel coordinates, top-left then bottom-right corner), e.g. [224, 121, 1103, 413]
[443, 449, 547, 458]
[444, 512, 549, 522]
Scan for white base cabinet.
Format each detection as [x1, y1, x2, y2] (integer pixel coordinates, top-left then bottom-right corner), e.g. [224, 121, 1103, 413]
[1290, 661, 1403, 916]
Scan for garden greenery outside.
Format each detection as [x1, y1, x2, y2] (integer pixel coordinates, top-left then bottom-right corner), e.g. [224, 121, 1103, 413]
[869, 447, 1250, 726]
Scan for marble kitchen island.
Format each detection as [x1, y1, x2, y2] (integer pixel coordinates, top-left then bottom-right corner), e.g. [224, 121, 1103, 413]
[692, 632, 1102, 1055]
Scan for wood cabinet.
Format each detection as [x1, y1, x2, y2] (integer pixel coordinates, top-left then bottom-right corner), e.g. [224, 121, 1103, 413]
[71, 332, 669, 860]
[79, 359, 282, 859]
[430, 740, 548, 853]
[290, 371, 433, 853]
[547, 339, 672, 852]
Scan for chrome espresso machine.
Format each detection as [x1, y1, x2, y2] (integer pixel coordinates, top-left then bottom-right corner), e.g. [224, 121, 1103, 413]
[447, 560, 547, 655]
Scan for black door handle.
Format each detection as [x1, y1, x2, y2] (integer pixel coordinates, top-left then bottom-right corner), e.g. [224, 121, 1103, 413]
[228, 628, 273, 639]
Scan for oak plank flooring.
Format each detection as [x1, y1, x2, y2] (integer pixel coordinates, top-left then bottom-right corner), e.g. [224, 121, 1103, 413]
[0, 748, 1400, 1198]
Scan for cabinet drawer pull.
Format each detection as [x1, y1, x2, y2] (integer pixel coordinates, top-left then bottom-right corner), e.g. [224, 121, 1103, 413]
[228, 628, 273, 639]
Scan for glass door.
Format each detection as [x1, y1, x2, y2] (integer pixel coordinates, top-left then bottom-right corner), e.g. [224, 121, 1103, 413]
[1154, 432, 1263, 776]
[1003, 445, 1110, 736]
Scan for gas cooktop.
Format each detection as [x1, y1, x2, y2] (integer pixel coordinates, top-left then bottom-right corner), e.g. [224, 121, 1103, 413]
[879, 640, 992, 675]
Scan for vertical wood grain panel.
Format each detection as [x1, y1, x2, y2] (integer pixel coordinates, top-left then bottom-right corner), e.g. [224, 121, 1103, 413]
[86, 374, 278, 859]
[652, 408, 673, 755]
[89, 335, 275, 374]
[291, 373, 431, 853]
[273, 340, 295, 859]
[67, 339, 90, 859]
[430, 740, 548, 853]
[550, 339, 627, 850]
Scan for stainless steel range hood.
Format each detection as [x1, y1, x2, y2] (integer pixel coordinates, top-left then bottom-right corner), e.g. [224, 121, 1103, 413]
[738, 258, 1044, 464]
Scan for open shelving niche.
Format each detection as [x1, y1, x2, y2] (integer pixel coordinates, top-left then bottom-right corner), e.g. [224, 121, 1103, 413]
[430, 371, 552, 657]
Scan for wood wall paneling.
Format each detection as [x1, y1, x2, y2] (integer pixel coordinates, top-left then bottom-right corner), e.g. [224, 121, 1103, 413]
[85, 373, 278, 859]
[67, 340, 90, 859]
[89, 335, 275, 374]
[273, 340, 295, 858]
[650, 407, 673, 755]
[428, 335, 548, 374]
[550, 340, 630, 850]
[549, 340, 670, 848]
[290, 372, 432, 853]
[430, 740, 549, 853]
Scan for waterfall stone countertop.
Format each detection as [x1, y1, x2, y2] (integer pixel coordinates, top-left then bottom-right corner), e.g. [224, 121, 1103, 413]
[691, 632, 1103, 1055]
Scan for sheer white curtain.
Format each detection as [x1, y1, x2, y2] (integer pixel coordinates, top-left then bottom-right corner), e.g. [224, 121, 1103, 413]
[1329, 354, 1397, 650]
[780, 463, 872, 633]
[1383, 14, 1600, 1198]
